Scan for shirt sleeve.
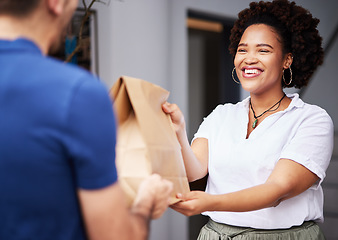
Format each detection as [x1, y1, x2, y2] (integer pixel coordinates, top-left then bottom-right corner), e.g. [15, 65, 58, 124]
[65, 77, 118, 190]
[280, 106, 334, 187]
[192, 105, 223, 143]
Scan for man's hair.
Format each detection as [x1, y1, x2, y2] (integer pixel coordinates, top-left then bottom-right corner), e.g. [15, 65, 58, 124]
[0, 0, 41, 17]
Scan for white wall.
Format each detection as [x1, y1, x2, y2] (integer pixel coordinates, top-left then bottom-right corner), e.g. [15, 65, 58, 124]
[85, 0, 338, 239]
[90, 0, 171, 90]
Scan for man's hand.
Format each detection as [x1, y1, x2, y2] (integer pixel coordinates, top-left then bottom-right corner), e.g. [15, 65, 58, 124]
[132, 174, 173, 219]
[78, 174, 172, 240]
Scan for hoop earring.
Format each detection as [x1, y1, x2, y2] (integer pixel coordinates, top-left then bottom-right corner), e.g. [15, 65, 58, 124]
[283, 66, 293, 85]
[232, 67, 240, 84]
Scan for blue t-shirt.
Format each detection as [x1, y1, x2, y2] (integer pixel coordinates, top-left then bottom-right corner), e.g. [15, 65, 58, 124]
[0, 39, 118, 239]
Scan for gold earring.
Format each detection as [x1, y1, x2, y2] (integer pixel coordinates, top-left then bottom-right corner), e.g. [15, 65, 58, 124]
[232, 67, 240, 84]
[283, 66, 292, 85]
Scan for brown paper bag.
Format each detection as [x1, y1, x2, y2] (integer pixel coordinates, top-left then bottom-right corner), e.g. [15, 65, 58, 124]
[109, 76, 190, 205]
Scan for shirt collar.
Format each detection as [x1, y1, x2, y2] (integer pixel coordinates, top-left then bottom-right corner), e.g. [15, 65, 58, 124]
[0, 38, 42, 55]
[285, 93, 305, 111]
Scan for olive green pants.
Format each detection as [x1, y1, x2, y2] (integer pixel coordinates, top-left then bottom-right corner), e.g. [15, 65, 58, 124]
[197, 219, 326, 240]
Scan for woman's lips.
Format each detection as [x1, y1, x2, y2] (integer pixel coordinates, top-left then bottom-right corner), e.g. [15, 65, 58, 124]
[241, 67, 263, 78]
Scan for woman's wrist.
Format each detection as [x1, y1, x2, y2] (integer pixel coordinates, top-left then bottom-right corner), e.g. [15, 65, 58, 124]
[176, 126, 189, 144]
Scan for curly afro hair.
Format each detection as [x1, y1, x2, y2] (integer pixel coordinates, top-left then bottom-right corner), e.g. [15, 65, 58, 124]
[229, 0, 324, 88]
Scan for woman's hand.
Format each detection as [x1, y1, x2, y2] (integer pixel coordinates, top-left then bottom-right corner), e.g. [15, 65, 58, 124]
[162, 102, 186, 137]
[162, 101, 209, 182]
[170, 191, 214, 216]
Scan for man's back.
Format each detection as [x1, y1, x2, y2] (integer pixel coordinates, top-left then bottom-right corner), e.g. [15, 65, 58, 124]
[0, 38, 118, 239]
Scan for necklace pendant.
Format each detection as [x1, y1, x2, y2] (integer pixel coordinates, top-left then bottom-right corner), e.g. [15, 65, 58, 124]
[252, 119, 258, 128]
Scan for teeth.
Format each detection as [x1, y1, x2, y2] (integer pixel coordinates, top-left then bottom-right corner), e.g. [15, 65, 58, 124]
[245, 69, 260, 74]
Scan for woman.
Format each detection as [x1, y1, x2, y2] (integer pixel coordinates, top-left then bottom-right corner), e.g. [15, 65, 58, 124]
[162, 0, 334, 239]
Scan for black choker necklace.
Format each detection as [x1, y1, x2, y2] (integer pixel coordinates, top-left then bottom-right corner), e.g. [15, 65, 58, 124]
[250, 93, 286, 129]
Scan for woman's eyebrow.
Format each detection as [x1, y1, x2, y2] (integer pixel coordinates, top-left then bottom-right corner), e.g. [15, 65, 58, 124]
[257, 43, 274, 49]
[238, 43, 247, 47]
[238, 43, 274, 49]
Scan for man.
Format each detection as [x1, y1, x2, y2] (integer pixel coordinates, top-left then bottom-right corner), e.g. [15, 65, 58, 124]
[0, 0, 173, 239]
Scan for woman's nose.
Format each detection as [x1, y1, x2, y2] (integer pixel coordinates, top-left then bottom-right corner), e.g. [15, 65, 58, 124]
[244, 53, 258, 64]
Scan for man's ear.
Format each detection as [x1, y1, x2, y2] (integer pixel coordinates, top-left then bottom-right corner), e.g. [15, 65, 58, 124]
[46, 0, 65, 16]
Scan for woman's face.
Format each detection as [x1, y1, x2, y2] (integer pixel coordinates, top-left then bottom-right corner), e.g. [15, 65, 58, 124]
[234, 24, 291, 96]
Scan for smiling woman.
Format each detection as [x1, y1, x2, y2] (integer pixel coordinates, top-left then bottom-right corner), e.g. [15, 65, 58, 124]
[162, 0, 334, 239]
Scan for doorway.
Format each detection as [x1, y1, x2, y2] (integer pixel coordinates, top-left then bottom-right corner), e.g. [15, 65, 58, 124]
[187, 11, 239, 139]
[187, 11, 239, 240]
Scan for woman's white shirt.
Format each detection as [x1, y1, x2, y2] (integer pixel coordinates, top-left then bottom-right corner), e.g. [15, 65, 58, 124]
[193, 93, 334, 229]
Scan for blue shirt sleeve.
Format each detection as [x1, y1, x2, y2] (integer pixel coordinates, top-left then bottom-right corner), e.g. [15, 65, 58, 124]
[65, 77, 118, 189]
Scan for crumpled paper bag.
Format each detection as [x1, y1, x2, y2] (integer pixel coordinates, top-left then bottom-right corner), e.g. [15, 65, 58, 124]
[109, 76, 190, 205]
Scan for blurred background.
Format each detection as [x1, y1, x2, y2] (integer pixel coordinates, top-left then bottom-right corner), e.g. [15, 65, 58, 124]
[74, 0, 338, 239]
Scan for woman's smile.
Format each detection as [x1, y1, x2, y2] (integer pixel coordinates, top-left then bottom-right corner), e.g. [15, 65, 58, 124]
[241, 66, 264, 78]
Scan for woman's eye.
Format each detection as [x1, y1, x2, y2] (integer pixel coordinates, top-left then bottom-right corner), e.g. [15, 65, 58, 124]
[237, 49, 246, 53]
[259, 49, 270, 53]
